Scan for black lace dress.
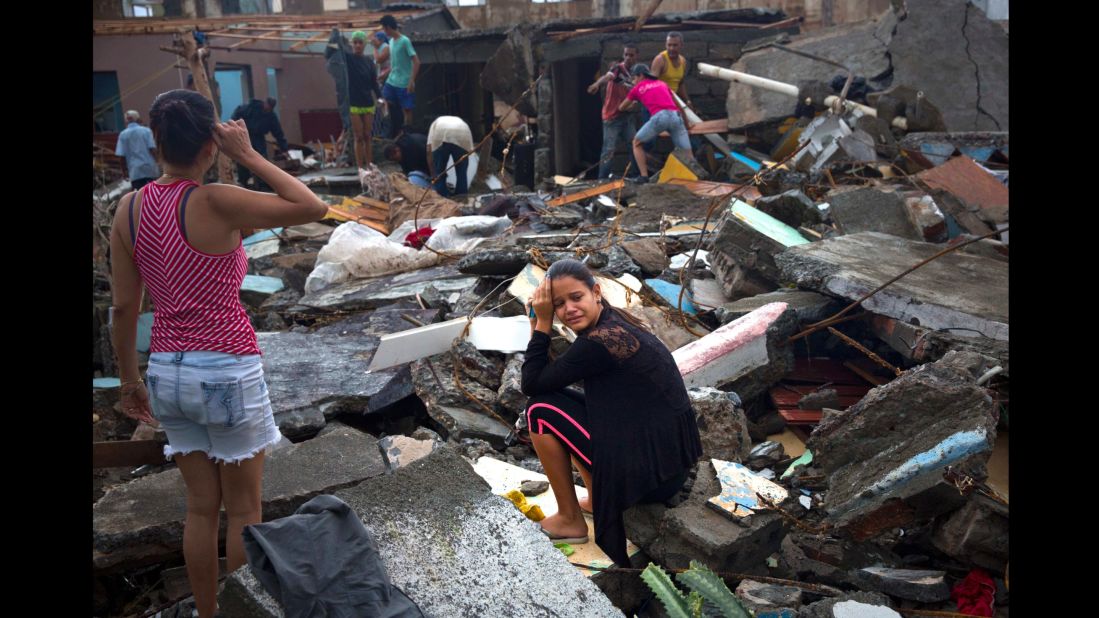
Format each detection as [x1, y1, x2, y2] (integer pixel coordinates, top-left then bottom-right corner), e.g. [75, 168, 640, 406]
[521, 307, 703, 566]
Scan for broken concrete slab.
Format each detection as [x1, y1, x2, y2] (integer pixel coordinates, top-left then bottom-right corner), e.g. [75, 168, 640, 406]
[452, 339, 505, 391]
[735, 579, 802, 617]
[673, 301, 797, 401]
[93, 426, 386, 572]
[297, 264, 478, 312]
[854, 566, 950, 602]
[411, 352, 513, 447]
[221, 447, 623, 617]
[710, 198, 810, 297]
[898, 131, 1009, 166]
[456, 247, 531, 276]
[622, 238, 669, 277]
[725, 18, 893, 131]
[618, 183, 717, 233]
[755, 190, 823, 229]
[630, 305, 701, 352]
[930, 492, 1008, 572]
[258, 331, 412, 439]
[495, 353, 528, 418]
[776, 232, 1008, 341]
[807, 351, 999, 529]
[747, 441, 785, 470]
[688, 278, 728, 311]
[868, 313, 1009, 374]
[311, 306, 443, 338]
[775, 532, 900, 590]
[624, 459, 786, 574]
[688, 387, 752, 463]
[717, 288, 842, 326]
[827, 187, 922, 241]
[378, 434, 441, 471]
[888, 0, 1009, 131]
[799, 592, 898, 618]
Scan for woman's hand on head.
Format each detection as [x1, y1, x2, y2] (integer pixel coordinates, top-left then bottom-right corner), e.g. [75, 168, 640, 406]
[212, 119, 255, 162]
[531, 278, 555, 324]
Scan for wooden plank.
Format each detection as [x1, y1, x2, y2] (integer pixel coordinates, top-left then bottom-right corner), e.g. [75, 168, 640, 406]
[843, 360, 890, 387]
[770, 391, 865, 408]
[546, 179, 624, 208]
[289, 31, 330, 52]
[773, 384, 873, 397]
[777, 410, 823, 425]
[634, 0, 666, 31]
[665, 178, 762, 203]
[325, 206, 390, 233]
[788, 357, 870, 385]
[93, 440, 165, 469]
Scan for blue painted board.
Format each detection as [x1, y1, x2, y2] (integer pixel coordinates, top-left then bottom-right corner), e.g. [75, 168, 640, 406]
[645, 278, 698, 315]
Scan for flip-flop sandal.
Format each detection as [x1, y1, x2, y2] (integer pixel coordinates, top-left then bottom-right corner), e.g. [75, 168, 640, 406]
[541, 527, 589, 545]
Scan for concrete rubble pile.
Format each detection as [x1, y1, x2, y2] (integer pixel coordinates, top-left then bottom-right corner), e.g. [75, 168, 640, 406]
[91, 3, 1008, 617]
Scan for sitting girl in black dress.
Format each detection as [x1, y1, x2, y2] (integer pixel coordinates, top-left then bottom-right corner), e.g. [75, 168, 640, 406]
[522, 258, 702, 566]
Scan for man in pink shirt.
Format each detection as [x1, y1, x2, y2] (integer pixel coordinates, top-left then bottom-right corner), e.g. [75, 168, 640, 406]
[618, 63, 694, 181]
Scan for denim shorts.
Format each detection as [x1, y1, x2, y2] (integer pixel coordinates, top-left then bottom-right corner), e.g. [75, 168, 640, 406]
[634, 109, 691, 150]
[146, 351, 283, 464]
[382, 82, 415, 110]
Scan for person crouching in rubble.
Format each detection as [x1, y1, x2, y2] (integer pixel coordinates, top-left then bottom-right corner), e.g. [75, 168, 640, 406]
[521, 258, 703, 567]
[109, 89, 328, 618]
[617, 63, 695, 182]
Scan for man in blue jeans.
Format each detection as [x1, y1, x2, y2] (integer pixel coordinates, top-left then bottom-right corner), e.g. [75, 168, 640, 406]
[587, 44, 640, 179]
[426, 115, 473, 197]
[376, 14, 420, 138]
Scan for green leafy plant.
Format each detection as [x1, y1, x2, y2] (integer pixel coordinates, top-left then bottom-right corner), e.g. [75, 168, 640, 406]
[640, 561, 753, 618]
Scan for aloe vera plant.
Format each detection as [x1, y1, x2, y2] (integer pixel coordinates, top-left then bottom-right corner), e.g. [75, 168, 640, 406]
[640, 561, 754, 618]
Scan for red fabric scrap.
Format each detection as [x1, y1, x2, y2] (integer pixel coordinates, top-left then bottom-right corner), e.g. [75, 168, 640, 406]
[951, 568, 995, 617]
[404, 226, 435, 249]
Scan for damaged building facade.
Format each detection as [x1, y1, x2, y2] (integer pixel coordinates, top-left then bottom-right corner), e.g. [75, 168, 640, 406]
[93, 0, 1008, 616]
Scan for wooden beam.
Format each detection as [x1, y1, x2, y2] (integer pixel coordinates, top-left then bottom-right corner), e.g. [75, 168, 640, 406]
[227, 27, 291, 50]
[93, 440, 165, 469]
[546, 179, 624, 208]
[634, 0, 665, 31]
[288, 31, 330, 52]
[161, 34, 235, 184]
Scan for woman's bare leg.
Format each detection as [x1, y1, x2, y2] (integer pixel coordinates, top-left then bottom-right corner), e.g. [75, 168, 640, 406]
[572, 456, 593, 513]
[632, 139, 649, 178]
[531, 432, 589, 539]
[350, 113, 368, 168]
[219, 451, 265, 572]
[176, 452, 222, 618]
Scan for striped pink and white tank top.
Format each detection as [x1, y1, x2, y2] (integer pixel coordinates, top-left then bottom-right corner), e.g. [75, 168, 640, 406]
[132, 179, 261, 355]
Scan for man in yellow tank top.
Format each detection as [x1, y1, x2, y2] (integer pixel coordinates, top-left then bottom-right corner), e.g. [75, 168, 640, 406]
[651, 32, 690, 110]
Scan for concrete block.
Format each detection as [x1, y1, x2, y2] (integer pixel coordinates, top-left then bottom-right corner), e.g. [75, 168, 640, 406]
[718, 289, 842, 326]
[258, 331, 413, 439]
[854, 567, 950, 602]
[903, 194, 948, 243]
[776, 232, 1008, 342]
[688, 388, 752, 463]
[624, 460, 786, 574]
[378, 434, 440, 471]
[930, 492, 1008, 571]
[93, 426, 386, 572]
[736, 579, 803, 616]
[673, 301, 797, 401]
[411, 352, 512, 447]
[622, 238, 669, 277]
[807, 351, 999, 529]
[710, 198, 811, 290]
[755, 190, 822, 229]
[297, 264, 478, 312]
[888, 0, 1008, 131]
[828, 187, 922, 241]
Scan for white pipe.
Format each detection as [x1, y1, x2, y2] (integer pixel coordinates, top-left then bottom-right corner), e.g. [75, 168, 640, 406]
[699, 62, 909, 130]
[698, 63, 799, 97]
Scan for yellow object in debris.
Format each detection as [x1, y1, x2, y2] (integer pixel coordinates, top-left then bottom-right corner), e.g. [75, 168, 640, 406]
[503, 488, 546, 522]
[657, 152, 698, 184]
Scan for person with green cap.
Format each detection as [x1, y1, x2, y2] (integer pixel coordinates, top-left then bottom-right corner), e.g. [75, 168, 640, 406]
[345, 30, 382, 166]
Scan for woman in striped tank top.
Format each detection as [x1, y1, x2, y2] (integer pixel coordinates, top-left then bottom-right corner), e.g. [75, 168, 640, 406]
[109, 89, 328, 618]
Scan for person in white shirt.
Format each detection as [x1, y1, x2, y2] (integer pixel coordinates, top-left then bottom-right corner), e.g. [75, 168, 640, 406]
[426, 115, 474, 197]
